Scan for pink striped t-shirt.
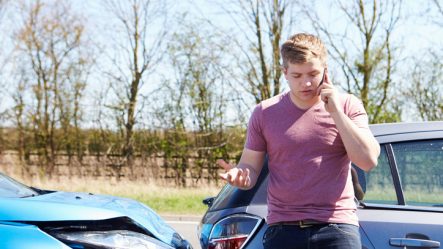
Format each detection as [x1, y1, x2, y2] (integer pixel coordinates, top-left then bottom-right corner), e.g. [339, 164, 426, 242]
[245, 91, 370, 226]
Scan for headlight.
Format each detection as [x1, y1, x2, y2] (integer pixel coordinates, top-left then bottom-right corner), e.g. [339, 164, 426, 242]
[53, 230, 174, 249]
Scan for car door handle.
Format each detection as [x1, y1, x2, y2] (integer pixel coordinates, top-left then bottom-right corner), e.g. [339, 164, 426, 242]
[390, 238, 440, 248]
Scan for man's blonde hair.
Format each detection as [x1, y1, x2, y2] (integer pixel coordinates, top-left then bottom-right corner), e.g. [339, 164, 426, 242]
[280, 33, 327, 68]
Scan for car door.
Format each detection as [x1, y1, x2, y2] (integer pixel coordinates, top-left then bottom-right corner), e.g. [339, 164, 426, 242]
[357, 139, 443, 249]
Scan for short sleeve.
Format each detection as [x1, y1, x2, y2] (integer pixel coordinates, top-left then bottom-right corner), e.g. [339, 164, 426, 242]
[245, 104, 267, 152]
[344, 94, 370, 129]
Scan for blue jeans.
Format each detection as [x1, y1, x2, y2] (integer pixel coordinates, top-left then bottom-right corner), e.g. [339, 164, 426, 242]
[262, 223, 361, 249]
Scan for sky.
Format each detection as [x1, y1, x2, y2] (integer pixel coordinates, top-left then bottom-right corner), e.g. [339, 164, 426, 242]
[1, 0, 442, 126]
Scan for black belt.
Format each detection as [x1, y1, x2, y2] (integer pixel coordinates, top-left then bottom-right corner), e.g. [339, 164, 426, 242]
[269, 220, 329, 228]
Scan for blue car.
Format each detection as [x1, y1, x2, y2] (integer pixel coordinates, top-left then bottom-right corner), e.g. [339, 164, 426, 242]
[0, 173, 192, 249]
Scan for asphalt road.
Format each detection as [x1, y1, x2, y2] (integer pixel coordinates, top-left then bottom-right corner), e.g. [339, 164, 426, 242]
[164, 215, 201, 249]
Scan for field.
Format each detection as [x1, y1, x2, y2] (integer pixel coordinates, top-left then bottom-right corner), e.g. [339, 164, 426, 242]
[21, 176, 223, 216]
[0, 151, 225, 216]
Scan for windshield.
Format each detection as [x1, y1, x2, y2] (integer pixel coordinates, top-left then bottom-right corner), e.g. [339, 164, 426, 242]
[0, 173, 39, 198]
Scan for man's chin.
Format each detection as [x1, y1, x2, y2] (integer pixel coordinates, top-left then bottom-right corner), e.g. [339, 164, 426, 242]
[299, 93, 318, 101]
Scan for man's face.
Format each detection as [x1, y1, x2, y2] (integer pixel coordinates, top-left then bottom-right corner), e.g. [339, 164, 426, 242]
[283, 58, 325, 107]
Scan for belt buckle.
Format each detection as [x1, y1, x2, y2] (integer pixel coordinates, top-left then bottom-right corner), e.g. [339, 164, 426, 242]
[299, 220, 313, 228]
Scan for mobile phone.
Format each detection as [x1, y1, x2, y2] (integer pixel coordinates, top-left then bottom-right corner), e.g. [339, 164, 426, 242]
[318, 68, 326, 87]
[317, 68, 326, 96]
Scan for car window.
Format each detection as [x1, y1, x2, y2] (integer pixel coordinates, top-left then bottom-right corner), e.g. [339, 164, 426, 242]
[0, 173, 38, 198]
[356, 145, 398, 205]
[392, 139, 443, 207]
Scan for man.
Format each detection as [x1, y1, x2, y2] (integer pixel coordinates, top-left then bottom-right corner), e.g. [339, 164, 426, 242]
[217, 33, 380, 249]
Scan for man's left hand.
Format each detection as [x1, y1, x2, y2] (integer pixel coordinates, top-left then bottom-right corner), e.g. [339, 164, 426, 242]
[316, 69, 340, 113]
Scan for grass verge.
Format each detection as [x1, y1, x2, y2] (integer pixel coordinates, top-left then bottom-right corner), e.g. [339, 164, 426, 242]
[22, 176, 223, 216]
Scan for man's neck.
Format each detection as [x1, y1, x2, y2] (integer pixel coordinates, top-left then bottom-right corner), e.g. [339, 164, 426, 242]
[289, 93, 321, 110]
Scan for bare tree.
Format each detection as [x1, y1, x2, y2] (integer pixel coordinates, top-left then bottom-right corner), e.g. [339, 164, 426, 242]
[14, 0, 89, 173]
[0, 0, 8, 151]
[432, 0, 443, 26]
[103, 0, 168, 174]
[302, 0, 403, 123]
[221, 0, 293, 103]
[10, 69, 29, 163]
[159, 18, 230, 185]
[407, 56, 443, 121]
[406, 0, 443, 121]
[168, 24, 228, 133]
[0, 0, 10, 97]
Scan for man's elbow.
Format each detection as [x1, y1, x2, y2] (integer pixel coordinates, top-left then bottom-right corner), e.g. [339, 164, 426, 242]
[369, 143, 381, 170]
[353, 158, 377, 172]
[356, 147, 380, 172]
[364, 157, 378, 172]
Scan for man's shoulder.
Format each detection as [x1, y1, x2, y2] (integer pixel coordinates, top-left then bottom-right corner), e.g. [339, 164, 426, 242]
[339, 92, 364, 107]
[260, 92, 287, 110]
[336, 92, 362, 107]
[338, 92, 363, 101]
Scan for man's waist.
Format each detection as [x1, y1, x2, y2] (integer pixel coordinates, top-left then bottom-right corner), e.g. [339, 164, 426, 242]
[269, 219, 329, 228]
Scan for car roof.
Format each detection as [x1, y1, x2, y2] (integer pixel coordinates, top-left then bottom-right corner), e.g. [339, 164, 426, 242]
[369, 121, 443, 143]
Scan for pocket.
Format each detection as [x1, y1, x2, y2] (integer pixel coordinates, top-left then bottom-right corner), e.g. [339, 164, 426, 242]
[262, 225, 281, 244]
[328, 223, 360, 238]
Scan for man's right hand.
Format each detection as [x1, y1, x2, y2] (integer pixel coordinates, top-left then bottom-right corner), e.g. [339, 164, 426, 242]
[217, 159, 251, 189]
[216, 148, 266, 190]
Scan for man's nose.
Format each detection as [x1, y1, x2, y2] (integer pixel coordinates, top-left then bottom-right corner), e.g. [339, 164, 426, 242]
[302, 76, 315, 87]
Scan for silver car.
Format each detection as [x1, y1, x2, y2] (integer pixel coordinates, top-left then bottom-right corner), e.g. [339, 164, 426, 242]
[198, 121, 443, 249]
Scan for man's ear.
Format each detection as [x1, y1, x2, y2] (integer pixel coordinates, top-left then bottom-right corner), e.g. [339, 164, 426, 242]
[281, 67, 289, 80]
[281, 66, 287, 75]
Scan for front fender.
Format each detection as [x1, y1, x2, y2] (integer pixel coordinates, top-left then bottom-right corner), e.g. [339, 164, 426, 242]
[0, 221, 70, 249]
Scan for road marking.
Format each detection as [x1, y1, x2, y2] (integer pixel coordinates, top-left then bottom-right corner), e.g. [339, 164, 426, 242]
[166, 220, 199, 225]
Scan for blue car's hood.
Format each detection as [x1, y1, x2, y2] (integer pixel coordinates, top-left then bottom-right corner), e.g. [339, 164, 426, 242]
[0, 192, 177, 246]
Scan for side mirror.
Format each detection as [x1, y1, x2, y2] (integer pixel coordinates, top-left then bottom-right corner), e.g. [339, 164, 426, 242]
[202, 197, 215, 207]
